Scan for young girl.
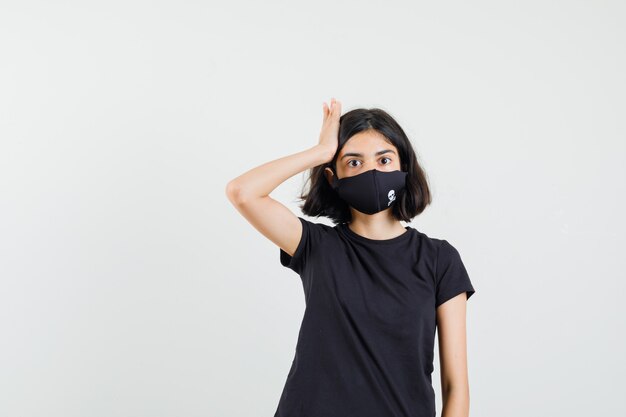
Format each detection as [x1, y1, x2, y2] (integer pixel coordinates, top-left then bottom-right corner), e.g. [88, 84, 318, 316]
[226, 98, 476, 417]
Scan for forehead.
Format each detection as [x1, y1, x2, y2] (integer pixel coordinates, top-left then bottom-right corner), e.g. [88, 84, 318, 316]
[339, 130, 396, 155]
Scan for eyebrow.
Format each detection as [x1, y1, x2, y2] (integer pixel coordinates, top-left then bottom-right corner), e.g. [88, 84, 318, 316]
[340, 149, 397, 160]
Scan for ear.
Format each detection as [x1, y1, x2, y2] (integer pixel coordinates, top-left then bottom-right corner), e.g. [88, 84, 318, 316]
[324, 167, 336, 188]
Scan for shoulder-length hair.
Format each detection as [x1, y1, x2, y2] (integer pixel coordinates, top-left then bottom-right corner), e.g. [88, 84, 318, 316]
[298, 107, 432, 224]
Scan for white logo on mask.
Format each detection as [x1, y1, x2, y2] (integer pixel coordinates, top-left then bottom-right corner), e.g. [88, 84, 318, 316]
[387, 189, 396, 206]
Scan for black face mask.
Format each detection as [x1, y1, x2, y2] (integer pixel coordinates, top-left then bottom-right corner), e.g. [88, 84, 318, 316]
[331, 169, 408, 215]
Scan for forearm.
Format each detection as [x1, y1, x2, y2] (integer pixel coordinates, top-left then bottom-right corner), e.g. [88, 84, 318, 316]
[441, 385, 470, 417]
[226, 144, 333, 204]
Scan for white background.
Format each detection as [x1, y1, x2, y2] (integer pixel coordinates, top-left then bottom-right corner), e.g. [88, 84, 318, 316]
[1, 1, 624, 416]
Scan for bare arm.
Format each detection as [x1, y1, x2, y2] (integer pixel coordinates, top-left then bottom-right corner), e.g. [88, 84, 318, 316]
[437, 294, 471, 417]
[225, 98, 341, 257]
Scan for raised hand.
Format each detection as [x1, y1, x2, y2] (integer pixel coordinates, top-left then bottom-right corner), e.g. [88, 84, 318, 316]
[318, 97, 342, 162]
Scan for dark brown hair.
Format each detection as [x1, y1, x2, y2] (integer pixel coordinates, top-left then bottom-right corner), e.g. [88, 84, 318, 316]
[298, 107, 432, 224]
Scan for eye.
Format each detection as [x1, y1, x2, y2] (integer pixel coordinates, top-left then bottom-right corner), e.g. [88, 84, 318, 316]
[347, 159, 361, 167]
[380, 157, 392, 165]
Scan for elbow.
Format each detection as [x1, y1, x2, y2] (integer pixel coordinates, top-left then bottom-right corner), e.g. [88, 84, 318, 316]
[225, 180, 241, 204]
[225, 180, 251, 206]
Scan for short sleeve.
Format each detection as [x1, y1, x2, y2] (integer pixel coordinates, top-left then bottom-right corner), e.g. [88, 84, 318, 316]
[279, 216, 323, 276]
[435, 240, 476, 308]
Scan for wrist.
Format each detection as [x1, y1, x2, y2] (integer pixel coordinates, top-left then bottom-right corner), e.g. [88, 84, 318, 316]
[311, 145, 335, 164]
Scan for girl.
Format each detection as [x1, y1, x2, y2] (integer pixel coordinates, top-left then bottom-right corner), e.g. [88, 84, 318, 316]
[226, 98, 476, 417]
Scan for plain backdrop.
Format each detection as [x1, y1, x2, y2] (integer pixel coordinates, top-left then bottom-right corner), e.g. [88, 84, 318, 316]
[1, 1, 625, 416]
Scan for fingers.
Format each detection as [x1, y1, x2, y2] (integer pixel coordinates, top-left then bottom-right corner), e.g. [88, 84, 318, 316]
[323, 102, 329, 119]
[323, 98, 341, 120]
[333, 98, 341, 118]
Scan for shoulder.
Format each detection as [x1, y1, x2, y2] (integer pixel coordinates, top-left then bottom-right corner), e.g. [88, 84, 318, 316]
[298, 215, 335, 231]
[410, 229, 465, 268]
[297, 216, 336, 240]
[411, 228, 448, 252]
[279, 216, 338, 275]
[414, 228, 460, 250]
[293, 216, 338, 249]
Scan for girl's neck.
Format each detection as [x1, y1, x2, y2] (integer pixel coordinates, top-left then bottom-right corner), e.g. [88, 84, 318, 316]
[347, 211, 406, 240]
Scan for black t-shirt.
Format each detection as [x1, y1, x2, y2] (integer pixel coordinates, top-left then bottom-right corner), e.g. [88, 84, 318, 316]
[274, 216, 476, 417]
